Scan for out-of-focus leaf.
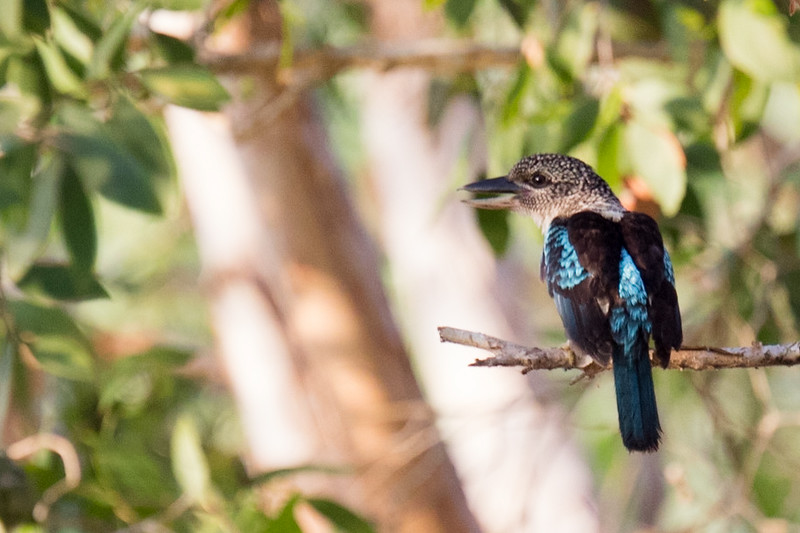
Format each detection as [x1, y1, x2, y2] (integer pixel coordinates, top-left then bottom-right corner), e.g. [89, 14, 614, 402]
[249, 465, 349, 486]
[87, 2, 144, 79]
[23, 0, 50, 36]
[476, 208, 511, 257]
[0, 0, 23, 42]
[3, 53, 52, 124]
[559, 98, 599, 153]
[172, 415, 211, 505]
[0, 138, 35, 212]
[501, 63, 532, 125]
[150, 0, 205, 9]
[138, 65, 230, 111]
[624, 120, 687, 216]
[269, 495, 303, 533]
[729, 70, 769, 141]
[59, 163, 96, 270]
[151, 31, 195, 64]
[445, 0, 477, 27]
[0, 343, 14, 438]
[8, 299, 95, 381]
[719, 0, 800, 82]
[596, 123, 623, 190]
[18, 263, 108, 301]
[98, 346, 192, 412]
[32, 37, 85, 98]
[548, 3, 599, 81]
[5, 152, 62, 277]
[52, 7, 94, 65]
[55, 131, 162, 214]
[496, 0, 535, 28]
[307, 498, 376, 533]
[106, 96, 173, 185]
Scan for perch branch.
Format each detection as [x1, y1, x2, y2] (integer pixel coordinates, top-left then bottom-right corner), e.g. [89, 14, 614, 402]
[438, 326, 800, 374]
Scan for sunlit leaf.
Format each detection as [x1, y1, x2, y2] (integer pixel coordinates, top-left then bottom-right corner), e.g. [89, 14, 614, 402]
[269, 495, 302, 533]
[729, 69, 769, 141]
[307, 498, 376, 533]
[172, 415, 211, 505]
[52, 6, 95, 65]
[18, 262, 108, 301]
[596, 123, 623, 190]
[624, 120, 687, 216]
[88, 2, 144, 79]
[32, 37, 86, 98]
[719, 0, 800, 82]
[138, 65, 230, 111]
[59, 163, 96, 271]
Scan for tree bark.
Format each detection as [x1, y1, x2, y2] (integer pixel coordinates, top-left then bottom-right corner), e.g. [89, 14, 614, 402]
[186, 1, 481, 531]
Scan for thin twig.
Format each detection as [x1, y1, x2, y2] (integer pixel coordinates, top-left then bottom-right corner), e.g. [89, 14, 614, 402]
[438, 326, 800, 372]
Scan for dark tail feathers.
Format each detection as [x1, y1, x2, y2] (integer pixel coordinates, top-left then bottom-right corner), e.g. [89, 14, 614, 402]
[611, 338, 661, 452]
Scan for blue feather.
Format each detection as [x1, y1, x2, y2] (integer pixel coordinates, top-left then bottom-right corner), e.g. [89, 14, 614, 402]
[544, 225, 589, 290]
[610, 249, 660, 451]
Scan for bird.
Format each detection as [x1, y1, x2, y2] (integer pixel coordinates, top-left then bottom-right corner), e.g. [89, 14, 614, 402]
[461, 153, 682, 452]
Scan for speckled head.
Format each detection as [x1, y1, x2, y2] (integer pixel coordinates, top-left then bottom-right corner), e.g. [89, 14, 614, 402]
[462, 153, 625, 231]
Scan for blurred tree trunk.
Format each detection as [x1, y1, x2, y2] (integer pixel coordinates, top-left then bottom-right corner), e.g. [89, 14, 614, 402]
[176, 1, 480, 531]
[361, 1, 601, 531]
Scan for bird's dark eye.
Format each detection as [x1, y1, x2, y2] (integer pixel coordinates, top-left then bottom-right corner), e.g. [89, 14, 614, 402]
[530, 171, 549, 188]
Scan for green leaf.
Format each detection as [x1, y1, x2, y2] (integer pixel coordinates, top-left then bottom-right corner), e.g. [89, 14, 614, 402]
[32, 37, 86, 98]
[88, 2, 144, 79]
[151, 31, 195, 64]
[0, 0, 24, 42]
[596, 123, 623, 190]
[105, 96, 173, 185]
[476, 208, 511, 257]
[500, 64, 532, 125]
[496, 0, 534, 28]
[269, 495, 302, 533]
[624, 120, 687, 216]
[0, 138, 36, 211]
[559, 98, 599, 153]
[549, 3, 599, 81]
[55, 131, 162, 214]
[729, 69, 769, 141]
[139, 65, 230, 111]
[22, 0, 50, 36]
[0, 342, 14, 437]
[445, 0, 477, 27]
[52, 6, 95, 65]
[171, 415, 211, 505]
[5, 151, 62, 277]
[18, 262, 108, 301]
[59, 163, 96, 271]
[249, 465, 350, 486]
[719, 0, 800, 82]
[307, 498, 376, 533]
[8, 299, 95, 381]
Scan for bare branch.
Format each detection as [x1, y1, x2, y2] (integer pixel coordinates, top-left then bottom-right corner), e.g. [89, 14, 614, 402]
[202, 40, 522, 80]
[438, 326, 800, 373]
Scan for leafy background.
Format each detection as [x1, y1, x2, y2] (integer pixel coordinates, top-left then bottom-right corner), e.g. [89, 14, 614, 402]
[2, 0, 800, 531]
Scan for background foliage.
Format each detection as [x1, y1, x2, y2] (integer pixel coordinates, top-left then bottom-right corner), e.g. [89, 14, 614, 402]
[1, 0, 800, 531]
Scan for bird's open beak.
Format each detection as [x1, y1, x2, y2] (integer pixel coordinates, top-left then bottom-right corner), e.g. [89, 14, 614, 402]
[459, 176, 522, 210]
